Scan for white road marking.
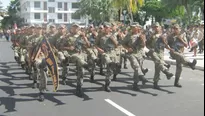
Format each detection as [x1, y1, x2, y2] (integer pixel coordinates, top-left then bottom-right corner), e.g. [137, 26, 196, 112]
[105, 99, 136, 116]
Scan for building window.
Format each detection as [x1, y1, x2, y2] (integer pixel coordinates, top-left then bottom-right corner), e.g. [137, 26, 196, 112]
[34, 1, 41, 8]
[48, 7, 55, 13]
[58, 2, 62, 8]
[64, 2, 67, 11]
[43, 2, 47, 10]
[49, 19, 55, 23]
[48, 0, 55, 2]
[72, 3, 79, 9]
[34, 13, 41, 19]
[71, 13, 80, 19]
[44, 13, 47, 22]
[58, 13, 62, 19]
[64, 13, 67, 22]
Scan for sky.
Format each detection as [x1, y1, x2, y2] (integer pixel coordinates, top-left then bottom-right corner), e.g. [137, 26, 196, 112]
[1, 0, 11, 9]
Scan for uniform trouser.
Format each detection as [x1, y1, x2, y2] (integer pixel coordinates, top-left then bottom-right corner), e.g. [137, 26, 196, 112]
[86, 48, 98, 76]
[14, 46, 20, 58]
[147, 50, 169, 82]
[127, 54, 144, 84]
[102, 51, 121, 84]
[33, 58, 48, 93]
[71, 53, 87, 87]
[25, 53, 32, 74]
[198, 39, 204, 52]
[19, 48, 27, 64]
[170, 51, 191, 83]
[120, 54, 128, 67]
[58, 51, 69, 80]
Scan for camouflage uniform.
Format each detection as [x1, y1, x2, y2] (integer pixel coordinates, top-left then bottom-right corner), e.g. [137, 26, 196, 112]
[85, 31, 98, 81]
[96, 22, 121, 92]
[122, 22, 148, 90]
[168, 24, 197, 87]
[146, 22, 173, 89]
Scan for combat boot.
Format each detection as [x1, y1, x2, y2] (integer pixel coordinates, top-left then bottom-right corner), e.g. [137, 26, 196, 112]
[164, 64, 171, 69]
[76, 85, 84, 97]
[142, 68, 149, 75]
[188, 59, 197, 70]
[124, 64, 128, 69]
[100, 68, 105, 75]
[105, 82, 111, 92]
[163, 71, 173, 80]
[133, 82, 140, 91]
[112, 74, 117, 81]
[139, 75, 148, 85]
[39, 92, 45, 102]
[90, 74, 94, 82]
[62, 79, 66, 85]
[32, 81, 37, 89]
[153, 81, 160, 89]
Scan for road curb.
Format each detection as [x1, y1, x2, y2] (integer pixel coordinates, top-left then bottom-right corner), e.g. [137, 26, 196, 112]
[165, 60, 204, 71]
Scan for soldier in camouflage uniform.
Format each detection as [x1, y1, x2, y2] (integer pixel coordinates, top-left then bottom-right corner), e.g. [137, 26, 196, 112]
[96, 25, 105, 75]
[85, 24, 99, 81]
[168, 24, 197, 88]
[11, 29, 21, 63]
[121, 22, 148, 91]
[95, 22, 121, 92]
[31, 24, 48, 101]
[57, 23, 89, 97]
[55, 25, 70, 85]
[146, 22, 174, 89]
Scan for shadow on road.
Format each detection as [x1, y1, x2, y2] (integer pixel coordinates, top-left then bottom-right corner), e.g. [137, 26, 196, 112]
[0, 97, 35, 113]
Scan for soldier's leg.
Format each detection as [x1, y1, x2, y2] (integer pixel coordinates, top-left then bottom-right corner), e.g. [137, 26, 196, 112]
[153, 63, 161, 89]
[171, 52, 197, 70]
[58, 52, 68, 84]
[174, 60, 183, 88]
[74, 54, 87, 97]
[127, 55, 142, 91]
[32, 61, 39, 89]
[123, 55, 128, 69]
[102, 53, 113, 92]
[20, 49, 26, 69]
[14, 47, 20, 62]
[38, 59, 48, 101]
[137, 57, 148, 85]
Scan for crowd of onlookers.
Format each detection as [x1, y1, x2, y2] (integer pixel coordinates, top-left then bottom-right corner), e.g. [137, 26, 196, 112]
[0, 29, 11, 41]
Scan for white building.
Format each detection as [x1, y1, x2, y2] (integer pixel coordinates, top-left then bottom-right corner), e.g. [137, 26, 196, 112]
[19, 0, 86, 24]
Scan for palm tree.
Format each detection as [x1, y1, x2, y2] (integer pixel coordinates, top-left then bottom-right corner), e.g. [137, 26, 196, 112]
[112, 0, 144, 23]
[161, 0, 204, 24]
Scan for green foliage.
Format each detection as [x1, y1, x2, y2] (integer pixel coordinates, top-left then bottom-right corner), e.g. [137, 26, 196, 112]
[75, 0, 116, 23]
[1, 0, 23, 29]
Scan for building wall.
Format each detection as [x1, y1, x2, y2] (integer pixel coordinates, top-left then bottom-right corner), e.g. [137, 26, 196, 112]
[19, 0, 85, 24]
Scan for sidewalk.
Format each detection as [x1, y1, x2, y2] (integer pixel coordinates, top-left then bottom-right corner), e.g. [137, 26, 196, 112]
[164, 48, 204, 71]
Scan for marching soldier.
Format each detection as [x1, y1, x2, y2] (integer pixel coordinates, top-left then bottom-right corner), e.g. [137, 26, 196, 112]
[85, 24, 99, 81]
[121, 22, 148, 91]
[168, 24, 197, 87]
[95, 22, 121, 92]
[146, 22, 174, 89]
[31, 24, 48, 101]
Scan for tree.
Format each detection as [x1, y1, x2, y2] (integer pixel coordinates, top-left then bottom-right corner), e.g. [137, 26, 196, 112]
[1, 0, 23, 29]
[112, 0, 144, 23]
[161, 0, 203, 25]
[75, 0, 116, 24]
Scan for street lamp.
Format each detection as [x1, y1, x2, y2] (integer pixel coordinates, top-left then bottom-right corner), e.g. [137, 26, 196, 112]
[122, 9, 127, 24]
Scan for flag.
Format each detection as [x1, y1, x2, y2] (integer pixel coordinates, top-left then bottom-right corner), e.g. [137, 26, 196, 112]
[32, 37, 59, 91]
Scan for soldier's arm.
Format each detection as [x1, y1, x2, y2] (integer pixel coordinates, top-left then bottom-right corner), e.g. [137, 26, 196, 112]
[110, 35, 118, 48]
[178, 34, 188, 47]
[161, 35, 174, 52]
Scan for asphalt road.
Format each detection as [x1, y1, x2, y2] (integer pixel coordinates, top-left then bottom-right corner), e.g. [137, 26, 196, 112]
[0, 41, 204, 116]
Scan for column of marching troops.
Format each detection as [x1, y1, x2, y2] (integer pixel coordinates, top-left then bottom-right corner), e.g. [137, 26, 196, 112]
[10, 21, 204, 102]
